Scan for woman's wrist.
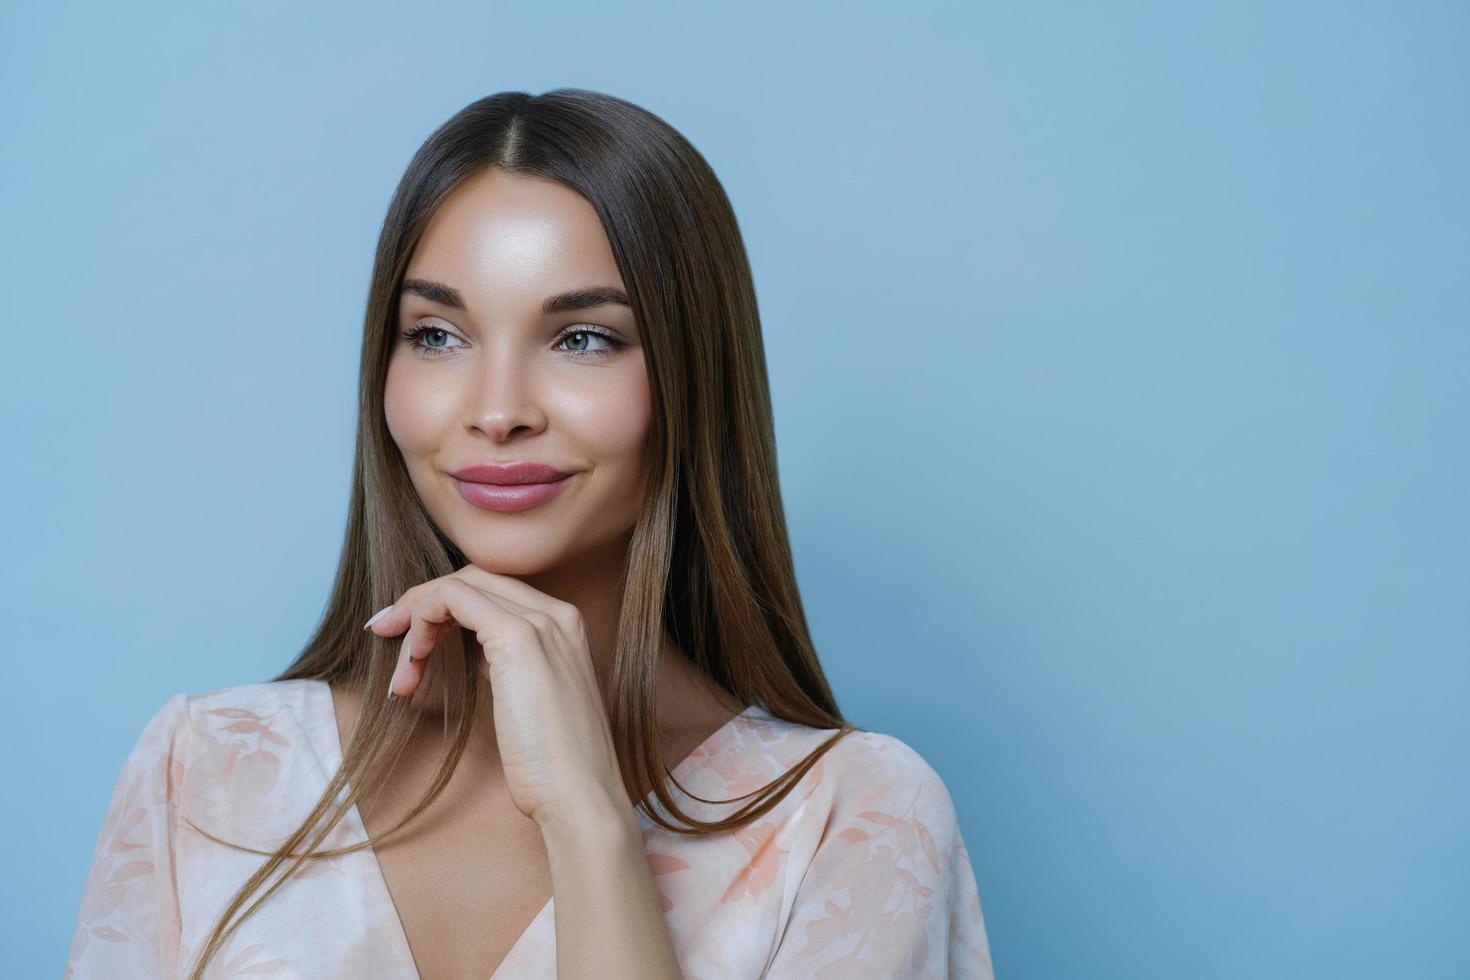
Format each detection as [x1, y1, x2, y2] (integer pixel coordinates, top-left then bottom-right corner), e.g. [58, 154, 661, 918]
[540, 792, 683, 979]
[537, 789, 642, 853]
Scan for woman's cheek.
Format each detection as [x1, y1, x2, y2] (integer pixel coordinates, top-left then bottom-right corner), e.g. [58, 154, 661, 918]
[597, 372, 652, 465]
[382, 362, 444, 459]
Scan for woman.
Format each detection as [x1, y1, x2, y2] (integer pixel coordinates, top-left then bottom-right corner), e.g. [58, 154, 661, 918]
[66, 88, 995, 980]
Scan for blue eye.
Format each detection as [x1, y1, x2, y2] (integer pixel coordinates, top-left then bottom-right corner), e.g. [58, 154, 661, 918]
[398, 324, 626, 359]
[555, 328, 623, 358]
[399, 325, 466, 355]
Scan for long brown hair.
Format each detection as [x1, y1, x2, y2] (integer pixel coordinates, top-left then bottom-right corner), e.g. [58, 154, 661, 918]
[179, 87, 858, 979]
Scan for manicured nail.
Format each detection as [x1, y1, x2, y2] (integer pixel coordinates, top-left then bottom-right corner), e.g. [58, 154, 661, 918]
[363, 605, 393, 630]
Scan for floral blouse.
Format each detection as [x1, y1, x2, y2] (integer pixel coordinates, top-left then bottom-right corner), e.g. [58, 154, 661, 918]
[67, 678, 994, 978]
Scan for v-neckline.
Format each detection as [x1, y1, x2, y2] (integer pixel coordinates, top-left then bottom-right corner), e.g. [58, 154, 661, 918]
[311, 679, 757, 979]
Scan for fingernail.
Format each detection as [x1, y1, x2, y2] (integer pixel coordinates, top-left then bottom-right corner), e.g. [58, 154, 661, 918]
[363, 605, 393, 630]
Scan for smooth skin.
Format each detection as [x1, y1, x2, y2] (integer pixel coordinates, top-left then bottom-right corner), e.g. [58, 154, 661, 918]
[345, 167, 744, 979]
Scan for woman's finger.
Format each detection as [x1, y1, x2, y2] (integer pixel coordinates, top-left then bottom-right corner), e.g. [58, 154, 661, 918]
[443, 563, 584, 636]
[388, 577, 539, 700]
[362, 577, 442, 636]
[389, 578, 502, 698]
[364, 563, 570, 635]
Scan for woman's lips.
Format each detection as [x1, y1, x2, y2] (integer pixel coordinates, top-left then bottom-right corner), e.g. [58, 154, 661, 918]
[452, 474, 573, 512]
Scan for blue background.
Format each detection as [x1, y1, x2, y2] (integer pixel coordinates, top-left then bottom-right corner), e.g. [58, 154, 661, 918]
[3, 2, 1465, 977]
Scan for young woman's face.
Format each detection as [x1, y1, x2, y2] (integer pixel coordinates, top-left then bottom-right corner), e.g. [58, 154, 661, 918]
[384, 168, 651, 576]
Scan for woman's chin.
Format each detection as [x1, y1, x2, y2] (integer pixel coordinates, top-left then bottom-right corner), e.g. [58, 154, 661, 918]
[454, 547, 566, 579]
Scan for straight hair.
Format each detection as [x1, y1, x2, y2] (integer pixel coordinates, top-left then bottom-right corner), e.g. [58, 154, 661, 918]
[180, 87, 858, 979]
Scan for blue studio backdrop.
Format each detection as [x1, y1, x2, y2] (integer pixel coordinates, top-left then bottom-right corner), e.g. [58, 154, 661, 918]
[2, 2, 1465, 977]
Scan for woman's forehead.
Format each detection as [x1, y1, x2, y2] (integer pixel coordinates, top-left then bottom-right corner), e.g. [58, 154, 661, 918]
[407, 171, 625, 315]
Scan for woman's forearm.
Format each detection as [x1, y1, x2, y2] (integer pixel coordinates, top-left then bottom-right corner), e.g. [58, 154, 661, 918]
[540, 799, 684, 979]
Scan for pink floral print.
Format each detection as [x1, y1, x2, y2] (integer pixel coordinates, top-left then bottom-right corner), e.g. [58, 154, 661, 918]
[67, 680, 993, 978]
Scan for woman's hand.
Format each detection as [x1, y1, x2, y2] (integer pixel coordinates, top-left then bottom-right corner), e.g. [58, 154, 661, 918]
[366, 565, 685, 978]
[363, 563, 629, 833]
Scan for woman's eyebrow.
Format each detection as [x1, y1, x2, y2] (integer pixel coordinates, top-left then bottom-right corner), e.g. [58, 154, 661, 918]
[399, 278, 630, 314]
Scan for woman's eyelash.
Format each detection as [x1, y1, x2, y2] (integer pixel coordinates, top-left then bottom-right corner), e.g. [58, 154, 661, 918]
[398, 324, 625, 359]
[553, 327, 625, 358]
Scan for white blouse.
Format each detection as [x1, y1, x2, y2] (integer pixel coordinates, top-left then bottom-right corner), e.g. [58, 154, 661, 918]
[67, 678, 995, 978]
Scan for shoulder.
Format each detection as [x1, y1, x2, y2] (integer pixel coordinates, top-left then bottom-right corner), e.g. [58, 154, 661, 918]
[749, 718, 973, 897]
[815, 728, 962, 840]
[132, 690, 192, 742]
[737, 710, 962, 835]
[106, 691, 193, 797]
[754, 723, 995, 979]
[121, 679, 326, 780]
[184, 677, 320, 715]
[144, 679, 343, 841]
[777, 719, 958, 817]
[825, 728, 952, 791]
[163, 678, 323, 741]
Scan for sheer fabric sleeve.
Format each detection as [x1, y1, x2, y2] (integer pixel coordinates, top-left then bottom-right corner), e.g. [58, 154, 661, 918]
[65, 692, 191, 980]
[763, 733, 995, 979]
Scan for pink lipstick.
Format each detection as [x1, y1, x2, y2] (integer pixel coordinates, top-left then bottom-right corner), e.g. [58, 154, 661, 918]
[449, 461, 574, 513]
